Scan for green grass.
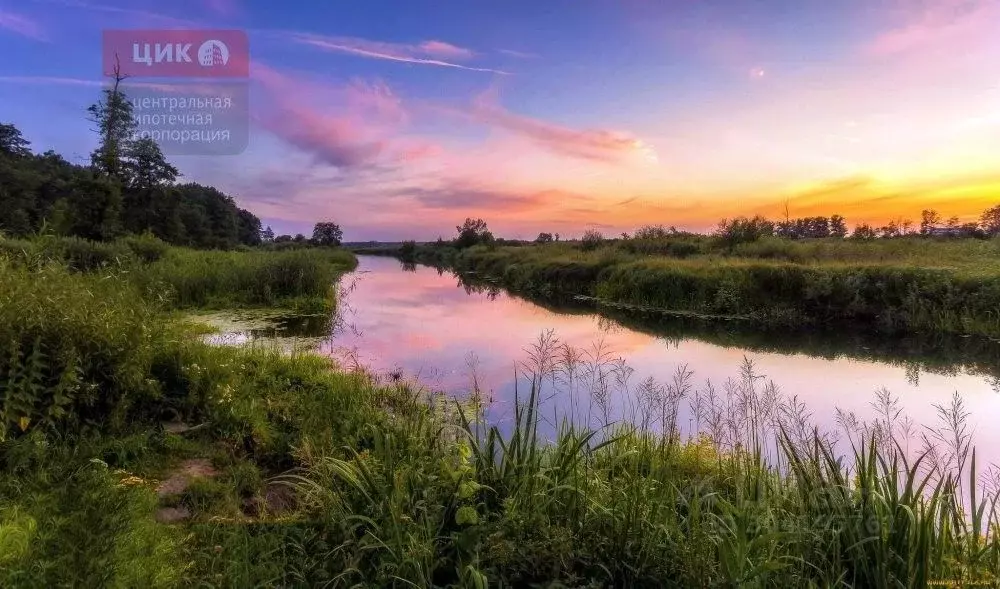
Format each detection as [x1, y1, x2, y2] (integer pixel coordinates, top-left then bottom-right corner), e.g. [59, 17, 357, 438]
[3, 237, 1000, 587]
[131, 246, 357, 312]
[392, 236, 1000, 336]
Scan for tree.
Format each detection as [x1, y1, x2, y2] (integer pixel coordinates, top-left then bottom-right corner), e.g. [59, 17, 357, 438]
[851, 224, 877, 240]
[0, 123, 31, 158]
[65, 173, 122, 240]
[88, 59, 136, 182]
[535, 232, 554, 243]
[237, 208, 262, 246]
[261, 226, 275, 243]
[123, 137, 177, 191]
[312, 222, 343, 246]
[920, 209, 940, 235]
[455, 218, 493, 248]
[830, 215, 848, 238]
[980, 205, 1000, 236]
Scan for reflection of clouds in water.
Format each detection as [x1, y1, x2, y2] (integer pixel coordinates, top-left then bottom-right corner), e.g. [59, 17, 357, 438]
[325, 256, 1000, 466]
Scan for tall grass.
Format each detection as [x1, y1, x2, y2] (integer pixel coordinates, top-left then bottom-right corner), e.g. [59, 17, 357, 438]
[131, 247, 357, 312]
[272, 333, 1000, 587]
[4, 238, 1000, 586]
[0, 260, 169, 439]
[0, 233, 168, 271]
[405, 238, 1000, 336]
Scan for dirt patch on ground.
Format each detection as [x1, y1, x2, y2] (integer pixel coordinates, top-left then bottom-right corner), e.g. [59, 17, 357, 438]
[154, 506, 192, 524]
[242, 482, 298, 518]
[156, 458, 219, 498]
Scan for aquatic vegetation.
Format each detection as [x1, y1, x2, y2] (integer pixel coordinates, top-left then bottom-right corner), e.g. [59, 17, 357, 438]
[381, 237, 1000, 337]
[3, 240, 1000, 586]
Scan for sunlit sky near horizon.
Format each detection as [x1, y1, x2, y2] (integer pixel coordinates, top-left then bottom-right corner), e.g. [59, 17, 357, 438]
[2, 0, 1000, 240]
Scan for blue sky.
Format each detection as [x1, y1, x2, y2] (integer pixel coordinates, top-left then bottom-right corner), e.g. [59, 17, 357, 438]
[3, 0, 1000, 239]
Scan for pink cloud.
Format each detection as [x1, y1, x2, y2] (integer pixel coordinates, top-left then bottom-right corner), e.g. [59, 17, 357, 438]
[418, 40, 474, 60]
[290, 33, 507, 74]
[469, 94, 656, 164]
[869, 0, 999, 55]
[251, 64, 438, 169]
[0, 10, 46, 41]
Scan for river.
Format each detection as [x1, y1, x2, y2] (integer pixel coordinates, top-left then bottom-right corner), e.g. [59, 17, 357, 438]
[207, 255, 1000, 465]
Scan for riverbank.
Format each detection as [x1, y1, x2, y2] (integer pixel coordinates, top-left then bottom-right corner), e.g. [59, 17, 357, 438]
[360, 236, 1000, 337]
[3, 237, 1000, 586]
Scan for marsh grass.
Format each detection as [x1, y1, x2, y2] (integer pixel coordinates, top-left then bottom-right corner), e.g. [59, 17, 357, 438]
[272, 331, 1000, 587]
[132, 246, 357, 312]
[3, 241, 1000, 586]
[401, 237, 1000, 336]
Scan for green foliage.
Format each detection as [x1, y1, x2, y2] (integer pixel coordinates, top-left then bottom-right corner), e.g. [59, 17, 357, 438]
[455, 218, 494, 249]
[0, 435, 188, 587]
[580, 229, 604, 251]
[5, 228, 1000, 586]
[311, 221, 343, 246]
[0, 262, 167, 439]
[0, 122, 262, 249]
[132, 247, 356, 311]
[715, 215, 775, 247]
[406, 235, 1000, 337]
[399, 239, 418, 262]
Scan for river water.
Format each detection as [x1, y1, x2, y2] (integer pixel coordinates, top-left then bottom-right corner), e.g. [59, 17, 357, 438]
[209, 255, 1000, 464]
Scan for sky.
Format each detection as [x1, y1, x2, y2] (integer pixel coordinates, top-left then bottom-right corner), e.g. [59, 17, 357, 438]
[1, 0, 1000, 240]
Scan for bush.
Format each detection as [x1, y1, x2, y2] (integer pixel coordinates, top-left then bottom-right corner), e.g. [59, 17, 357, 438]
[131, 247, 356, 311]
[120, 232, 169, 264]
[0, 262, 167, 438]
[714, 216, 775, 247]
[0, 235, 132, 271]
[399, 240, 417, 262]
[580, 229, 604, 251]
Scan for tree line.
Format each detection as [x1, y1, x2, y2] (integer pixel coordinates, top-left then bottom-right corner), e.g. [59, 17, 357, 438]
[0, 68, 273, 249]
[445, 206, 1000, 251]
[714, 207, 1000, 244]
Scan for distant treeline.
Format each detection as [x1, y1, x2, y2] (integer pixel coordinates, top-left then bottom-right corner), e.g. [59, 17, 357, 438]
[0, 120, 262, 249]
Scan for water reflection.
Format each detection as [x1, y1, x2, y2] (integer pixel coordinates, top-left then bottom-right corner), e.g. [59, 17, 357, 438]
[323, 256, 1000, 463]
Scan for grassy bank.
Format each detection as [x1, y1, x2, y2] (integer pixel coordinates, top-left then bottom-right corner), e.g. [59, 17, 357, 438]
[1, 234, 356, 313]
[379, 236, 1000, 337]
[4, 238, 1000, 587]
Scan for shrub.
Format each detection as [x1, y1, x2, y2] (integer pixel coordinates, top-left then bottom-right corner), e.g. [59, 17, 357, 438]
[120, 232, 169, 264]
[0, 235, 131, 271]
[714, 216, 775, 247]
[0, 262, 166, 439]
[399, 240, 417, 262]
[580, 229, 604, 251]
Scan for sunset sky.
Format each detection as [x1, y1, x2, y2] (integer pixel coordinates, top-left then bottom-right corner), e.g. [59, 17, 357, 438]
[2, 0, 1000, 240]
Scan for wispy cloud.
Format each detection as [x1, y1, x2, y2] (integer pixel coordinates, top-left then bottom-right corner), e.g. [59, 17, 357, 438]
[251, 64, 436, 169]
[868, 0, 998, 55]
[498, 48, 539, 59]
[400, 185, 547, 211]
[0, 9, 47, 41]
[206, 0, 240, 17]
[418, 40, 474, 60]
[34, 0, 198, 27]
[290, 33, 508, 74]
[0, 75, 99, 86]
[469, 93, 656, 164]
